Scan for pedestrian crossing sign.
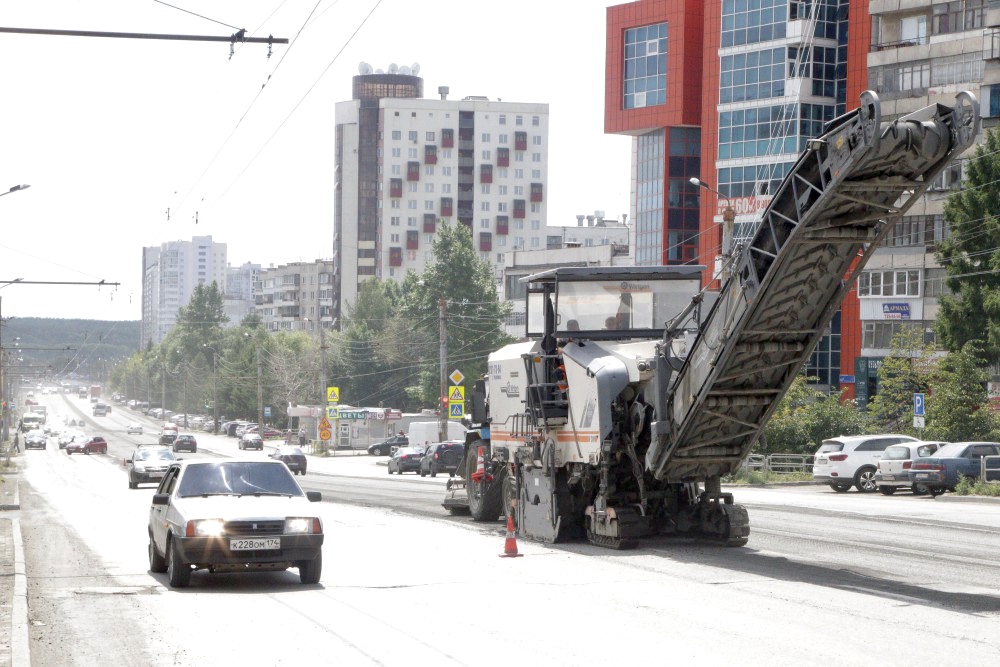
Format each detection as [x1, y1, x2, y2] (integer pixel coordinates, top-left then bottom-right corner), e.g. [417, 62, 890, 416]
[327, 386, 340, 403]
[449, 402, 464, 418]
[448, 386, 465, 402]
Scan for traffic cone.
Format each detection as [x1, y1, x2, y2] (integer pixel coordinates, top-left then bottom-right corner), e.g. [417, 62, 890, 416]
[470, 446, 492, 483]
[499, 513, 523, 558]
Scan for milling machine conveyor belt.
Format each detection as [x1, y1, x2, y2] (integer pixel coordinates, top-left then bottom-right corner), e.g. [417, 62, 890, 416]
[647, 90, 980, 483]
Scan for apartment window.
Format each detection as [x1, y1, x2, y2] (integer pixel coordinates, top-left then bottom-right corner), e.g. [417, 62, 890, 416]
[389, 248, 402, 267]
[391, 164, 401, 175]
[481, 164, 493, 183]
[424, 200, 435, 211]
[481, 184, 491, 194]
[863, 321, 926, 349]
[408, 131, 418, 142]
[390, 233, 400, 242]
[408, 217, 417, 227]
[408, 148, 418, 159]
[407, 182, 418, 193]
[532, 153, 541, 162]
[515, 131, 527, 151]
[532, 116, 540, 126]
[932, 0, 985, 35]
[515, 115, 523, 126]
[392, 130, 401, 140]
[857, 270, 921, 297]
[391, 148, 401, 158]
[479, 232, 492, 252]
[481, 133, 491, 142]
[481, 201, 491, 211]
[499, 133, 508, 144]
[424, 165, 434, 177]
[390, 216, 400, 226]
[499, 114, 506, 125]
[532, 135, 541, 145]
[425, 131, 436, 141]
[480, 218, 490, 229]
[482, 150, 492, 160]
[425, 183, 434, 193]
[408, 200, 417, 209]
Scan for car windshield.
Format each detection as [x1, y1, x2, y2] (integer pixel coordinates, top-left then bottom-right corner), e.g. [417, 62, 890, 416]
[926, 443, 967, 458]
[178, 462, 303, 497]
[137, 447, 175, 461]
[916, 444, 940, 457]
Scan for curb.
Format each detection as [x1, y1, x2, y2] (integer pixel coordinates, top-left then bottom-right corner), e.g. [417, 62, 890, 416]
[12, 516, 29, 667]
[934, 493, 1000, 504]
[0, 468, 19, 511]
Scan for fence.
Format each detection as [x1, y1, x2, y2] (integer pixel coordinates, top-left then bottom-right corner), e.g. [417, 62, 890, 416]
[741, 453, 814, 474]
[982, 455, 1000, 483]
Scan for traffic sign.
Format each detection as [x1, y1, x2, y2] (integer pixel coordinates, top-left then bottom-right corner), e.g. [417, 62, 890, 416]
[327, 406, 339, 420]
[264, 406, 271, 418]
[448, 386, 465, 402]
[449, 402, 464, 419]
[319, 416, 332, 430]
[449, 369, 465, 385]
[327, 386, 340, 403]
[913, 416, 925, 429]
[319, 428, 332, 441]
[914, 393, 925, 416]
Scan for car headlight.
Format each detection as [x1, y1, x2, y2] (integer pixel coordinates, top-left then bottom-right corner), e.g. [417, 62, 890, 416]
[284, 517, 322, 535]
[186, 519, 226, 537]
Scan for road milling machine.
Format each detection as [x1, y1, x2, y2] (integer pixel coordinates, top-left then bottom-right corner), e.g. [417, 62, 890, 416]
[443, 91, 980, 548]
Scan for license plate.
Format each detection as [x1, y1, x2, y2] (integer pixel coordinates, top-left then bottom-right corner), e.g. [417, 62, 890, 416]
[915, 473, 929, 480]
[882, 474, 895, 481]
[230, 537, 280, 551]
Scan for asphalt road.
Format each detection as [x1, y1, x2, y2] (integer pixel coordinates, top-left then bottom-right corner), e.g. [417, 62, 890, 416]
[12, 393, 1000, 665]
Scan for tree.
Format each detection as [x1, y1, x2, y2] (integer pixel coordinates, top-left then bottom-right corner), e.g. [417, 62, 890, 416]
[936, 127, 1000, 365]
[924, 342, 1000, 442]
[868, 327, 937, 435]
[399, 221, 513, 405]
[761, 376, 868, 455]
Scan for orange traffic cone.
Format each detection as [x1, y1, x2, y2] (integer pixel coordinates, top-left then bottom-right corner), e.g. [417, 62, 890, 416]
[499, 513, 523, 558]
[470, 446, 492, 483]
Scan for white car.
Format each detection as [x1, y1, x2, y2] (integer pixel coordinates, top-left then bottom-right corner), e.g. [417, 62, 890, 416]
[875, 441, 945, 495]
[126, 422, 143, 435]
[812, 434, 919, 492]
[147, 460, 324, 588]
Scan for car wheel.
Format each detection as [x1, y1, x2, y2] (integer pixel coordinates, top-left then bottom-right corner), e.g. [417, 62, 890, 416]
[166, 537, 191, 588]
[298, 551, 322, 585]
[387, 466, 392, 474]
[929, 487, 946, 497]
[129, 474, 138, 490]
[430, 463, 437, 478]
[148, 535, 167, 573]
[911, 483, 930, 496]
[854, 467, 878, 493]
[829, 483, 851, 493]
[878, 486, 896, 495]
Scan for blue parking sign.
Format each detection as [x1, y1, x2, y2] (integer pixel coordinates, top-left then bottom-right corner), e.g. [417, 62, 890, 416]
[913, 393, 925, 416]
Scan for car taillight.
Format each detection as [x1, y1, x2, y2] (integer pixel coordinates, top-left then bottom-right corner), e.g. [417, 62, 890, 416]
[829, 454, 848, 462]
[434, 453, 439, 460]
[903, 461, 912, 469]
[913, 462, 943, 470]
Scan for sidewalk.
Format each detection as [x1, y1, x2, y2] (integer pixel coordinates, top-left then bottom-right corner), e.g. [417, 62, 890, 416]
[0, 465, 29, 667]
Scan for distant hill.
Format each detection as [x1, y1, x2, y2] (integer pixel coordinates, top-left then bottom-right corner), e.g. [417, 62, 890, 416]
[2, 318, 141, 385]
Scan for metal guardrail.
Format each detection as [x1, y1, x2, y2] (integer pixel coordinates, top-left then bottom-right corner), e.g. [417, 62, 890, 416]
[982, 455, 1000, 483]
[741, 453, 814, 474]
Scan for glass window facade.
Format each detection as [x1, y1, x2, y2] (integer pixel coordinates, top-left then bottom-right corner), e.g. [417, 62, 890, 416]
[634, 131, 665, 266]
[666, 127, 701, 263]
[721, 0, 787, 48]
[720, 47, 786, 103]
[718, 103, 835, 160]
[805, 311, 840, 386]
[624, 23, 668, 109]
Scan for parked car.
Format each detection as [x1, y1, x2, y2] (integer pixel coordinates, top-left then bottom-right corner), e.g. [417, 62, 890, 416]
[368, 435, 408, 456]
[126, 422, 144, 435]
[147, 460, 324, 587]
[909, 442, 1000, 496]
[235, 423, 258, 439]
[269, 446, 307, 475]
[419, 441, 465, 477]
[66, 436, 108, 455]
[875, 441, 945, 495]
[245, 425, 284, 439]
[388, 446, 425, 474]
[172, 434, 198, 453]
[812, 434, 919, 492]
[239, 433, 264, 451]
[159, 423, 179, 446]
[24, 429, 48, 450]
[125, 445, 178, 489]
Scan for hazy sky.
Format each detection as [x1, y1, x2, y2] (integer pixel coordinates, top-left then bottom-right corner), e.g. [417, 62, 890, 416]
[0, 0, 630, 322]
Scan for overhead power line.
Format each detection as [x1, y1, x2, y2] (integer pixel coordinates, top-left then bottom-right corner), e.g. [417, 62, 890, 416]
[0, 26, 288, 46]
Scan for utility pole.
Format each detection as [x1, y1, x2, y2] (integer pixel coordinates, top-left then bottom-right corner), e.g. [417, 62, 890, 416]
[161, 362, 166, 418]
[256, 345, 264, 429]
[438, 297, 448, 443]
[212, 352, 220, 435]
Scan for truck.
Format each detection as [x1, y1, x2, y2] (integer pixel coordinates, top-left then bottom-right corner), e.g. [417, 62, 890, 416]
[89, 385, 102, 402]
[443, 90, 980, 548]
[408, 421, 465, 450]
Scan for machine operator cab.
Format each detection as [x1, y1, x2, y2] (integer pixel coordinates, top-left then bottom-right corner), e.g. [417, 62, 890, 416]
[518, 266, 707, 428]
[522, 265, 707, 344]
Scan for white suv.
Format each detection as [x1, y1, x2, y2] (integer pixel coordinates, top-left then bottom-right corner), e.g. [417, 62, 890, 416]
[812, 434, 919, 493]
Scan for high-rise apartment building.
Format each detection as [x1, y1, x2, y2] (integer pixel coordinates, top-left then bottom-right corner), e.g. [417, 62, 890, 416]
[224, 261, 261, 326]
[141, 235, 227, 346]
[852, 1, 996, 405]
[334, 66, 549, 327]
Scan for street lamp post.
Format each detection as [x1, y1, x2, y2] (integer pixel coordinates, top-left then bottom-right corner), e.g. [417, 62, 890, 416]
[0, 184, 30, 198]
[690, 177, 737, 279]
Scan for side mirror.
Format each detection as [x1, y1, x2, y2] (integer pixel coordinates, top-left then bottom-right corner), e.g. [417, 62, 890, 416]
[123, 458, 131, 467]
[306, 491, 322, 503]
[151, 493, 169, 506]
